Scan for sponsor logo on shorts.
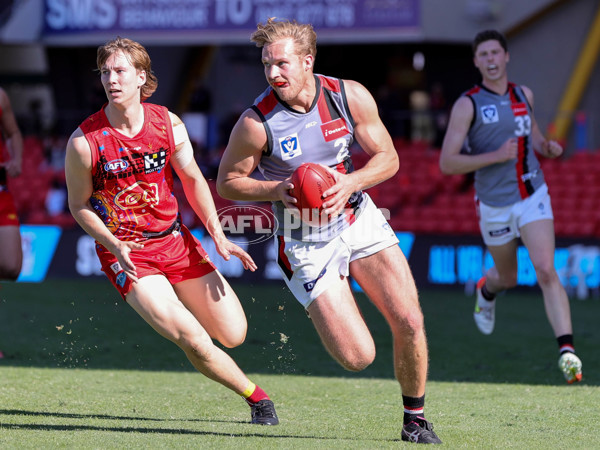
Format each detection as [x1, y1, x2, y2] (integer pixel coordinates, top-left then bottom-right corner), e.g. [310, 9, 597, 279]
[489, 226, 510, 237]
[303, 267, 327, 292]
[110, 262, 122, 274]
[116, 272, 127, 287]
[538, 202, 546, 214]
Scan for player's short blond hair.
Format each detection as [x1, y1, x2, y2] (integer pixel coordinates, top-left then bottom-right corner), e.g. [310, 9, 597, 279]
[251, 17, 317, 59]
[97, 37, 158, 101]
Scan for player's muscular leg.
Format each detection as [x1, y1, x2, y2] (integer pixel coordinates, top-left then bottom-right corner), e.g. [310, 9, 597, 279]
[307, 278, 376, 371]
[127, 275, 250, 393]
[0, 226, 22, 280]
[485, 239, 519, 293]
[520, 220, 572, 336]
[350, 245, 428, 396]
[175, 271, 248, 348]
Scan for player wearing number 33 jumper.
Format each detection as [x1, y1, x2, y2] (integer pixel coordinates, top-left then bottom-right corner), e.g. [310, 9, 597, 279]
[440, 29, 582, 384]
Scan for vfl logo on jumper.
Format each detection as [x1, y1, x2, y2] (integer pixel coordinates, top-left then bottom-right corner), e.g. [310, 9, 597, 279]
[114, 181, 159, 209]
[511, 102, 528, 116]
[105, 159, 129, 173]
[321, 118, 348, 142]
[144, 150, 167, 173]
[481, 105, 499, 124]
[489, 226, 510, 237]
[303, 267, 327, 292]
[280, 133, 302, 161]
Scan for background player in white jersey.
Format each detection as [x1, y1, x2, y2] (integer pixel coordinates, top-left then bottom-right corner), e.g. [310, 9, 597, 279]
[217, 18, 441, 444]
[440, 29, 582, 383]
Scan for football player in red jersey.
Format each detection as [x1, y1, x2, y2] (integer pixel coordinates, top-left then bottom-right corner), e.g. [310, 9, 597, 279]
[0, 87, 24, 281]
[65, 37, 278, 425]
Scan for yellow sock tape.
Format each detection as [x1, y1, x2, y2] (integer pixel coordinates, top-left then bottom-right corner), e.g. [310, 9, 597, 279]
[241, 381, 256, 398]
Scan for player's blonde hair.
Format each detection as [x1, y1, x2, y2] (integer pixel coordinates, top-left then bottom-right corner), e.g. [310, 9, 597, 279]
[96, 37, 158, 101]
[251, 18, 317, 59]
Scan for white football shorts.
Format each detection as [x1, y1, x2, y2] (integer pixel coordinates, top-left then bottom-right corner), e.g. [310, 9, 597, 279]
[477, 183, 554, 246]
[275, 194, 399, 309]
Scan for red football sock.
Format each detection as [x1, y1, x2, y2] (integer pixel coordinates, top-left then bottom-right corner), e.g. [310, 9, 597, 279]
[242, 381, 270, 405]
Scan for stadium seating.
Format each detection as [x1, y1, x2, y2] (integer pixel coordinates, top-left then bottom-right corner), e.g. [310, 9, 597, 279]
[10, 135, 600, 238]
[8, 136, 75, 227]
[356, 142, 600, 238]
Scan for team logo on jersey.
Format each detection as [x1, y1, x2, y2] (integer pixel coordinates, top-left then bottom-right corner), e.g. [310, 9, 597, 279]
[104, 159, 129, 173]
[144, 149, 167, 173]
[511, 102, 528, 116]
[481, 105, 499, 124]
[321, 118, 349, 142]
[279, 133, 302, 160]
[114, 181, 159, 210]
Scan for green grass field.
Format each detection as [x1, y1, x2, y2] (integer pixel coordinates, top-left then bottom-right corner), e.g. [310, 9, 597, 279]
[1, 279, 599, 448]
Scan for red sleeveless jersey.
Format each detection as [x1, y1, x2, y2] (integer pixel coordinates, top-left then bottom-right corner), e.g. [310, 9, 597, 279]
[0, 105, 7, 186]
[0, 105, 6, 164]
[80, 103, 179, 241]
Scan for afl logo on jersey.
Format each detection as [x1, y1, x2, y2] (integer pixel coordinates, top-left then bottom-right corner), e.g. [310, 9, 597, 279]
[279, 133, 302, 161]
[105, 159, 129, 173]
[481, 105, 499, 124]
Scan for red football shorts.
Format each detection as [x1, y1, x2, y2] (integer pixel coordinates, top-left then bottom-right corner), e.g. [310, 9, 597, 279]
[96, 224, 216, 300]
[0, 190, 19, 226]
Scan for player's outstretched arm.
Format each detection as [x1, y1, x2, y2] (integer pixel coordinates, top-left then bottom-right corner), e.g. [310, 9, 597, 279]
[343, 79, 398, 190]
[65, 129, 143, 281]
[521, 85, 563, 159]
[169, 113, 257, 271]
[0, 88, 23, 177]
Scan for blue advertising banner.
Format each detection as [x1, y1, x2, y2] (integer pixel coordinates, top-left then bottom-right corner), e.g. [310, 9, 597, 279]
[18, 225, 62, 283]
[43, 0, 420, 36]
[23, 225, 600, 300]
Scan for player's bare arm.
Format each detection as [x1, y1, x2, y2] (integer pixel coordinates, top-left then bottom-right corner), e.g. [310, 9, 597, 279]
[65, 129, 143, 280]
[170, 113, 256, 271]
[322, 79, 398, 216]
[217, 108, 295, 207]
[521, 85, 563, 159]
[0, 88, 23, 177]
[440, 96, 518, 175]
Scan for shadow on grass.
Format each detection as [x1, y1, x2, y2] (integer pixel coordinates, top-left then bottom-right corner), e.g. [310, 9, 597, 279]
[1, 280, 598, 386]
[0, 409, 402, 443]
